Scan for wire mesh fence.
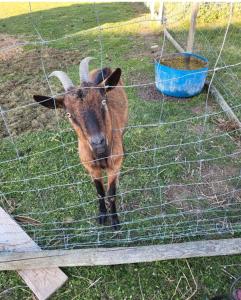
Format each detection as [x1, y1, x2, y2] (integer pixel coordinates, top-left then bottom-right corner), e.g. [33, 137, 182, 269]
[0, 2, 241, 251]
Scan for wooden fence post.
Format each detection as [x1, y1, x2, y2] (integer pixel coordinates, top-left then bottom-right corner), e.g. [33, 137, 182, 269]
[158, 1, 164, 23]
[187, 3, 199, 52]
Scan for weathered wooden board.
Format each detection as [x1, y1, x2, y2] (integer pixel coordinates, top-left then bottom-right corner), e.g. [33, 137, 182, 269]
[205, 81, 241, 129]
[164, 28, 185, 53]
[0, 207, 68, 300]
[1, 238, 241, 270]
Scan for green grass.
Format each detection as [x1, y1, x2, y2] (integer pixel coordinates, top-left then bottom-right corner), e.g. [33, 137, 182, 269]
[1, 2, 241, 299]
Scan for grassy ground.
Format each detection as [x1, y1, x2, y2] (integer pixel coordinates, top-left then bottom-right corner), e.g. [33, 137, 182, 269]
[1, 2, 241, 299]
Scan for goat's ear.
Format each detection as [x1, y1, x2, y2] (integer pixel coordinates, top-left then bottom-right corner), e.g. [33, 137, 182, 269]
[33, 95, 64, 109]
[104, 68, 121, 91]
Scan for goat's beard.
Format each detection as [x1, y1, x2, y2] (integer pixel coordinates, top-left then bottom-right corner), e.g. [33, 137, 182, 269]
[93, 147, 109, 160]
[93, 147, 109, 169]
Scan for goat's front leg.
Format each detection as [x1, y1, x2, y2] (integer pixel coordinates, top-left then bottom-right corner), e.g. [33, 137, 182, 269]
[94, 178, 108, 225]
[85, 163, 107, 225]
[107, 169, 121, 230]
[79, 140, 108, 225]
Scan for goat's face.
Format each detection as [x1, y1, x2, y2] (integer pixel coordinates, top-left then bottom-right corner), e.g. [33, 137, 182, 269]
[64, 86, 111, 159]
[33, 62, 121, 160]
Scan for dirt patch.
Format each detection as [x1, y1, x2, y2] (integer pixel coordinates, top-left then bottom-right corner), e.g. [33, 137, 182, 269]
[0, 34, 24, 61]
[190, 104, 213, 115]
[125, 34, 162, 61]
[213, 117, 241, 132]
[137, 84, 196, 102]
[197, 164, 240, 197]
[190, 124, 206, 135]
[0, 45, 83, 138]
[164, 185, 194, 211]
[164, 163, 241, 211]
[138, 83, 164, 101]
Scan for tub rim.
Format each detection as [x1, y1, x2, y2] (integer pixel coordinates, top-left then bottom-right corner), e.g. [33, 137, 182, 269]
[154, 52, 209, 72]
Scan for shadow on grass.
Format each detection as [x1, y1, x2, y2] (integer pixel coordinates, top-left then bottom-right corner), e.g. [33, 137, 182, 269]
[0, 2, 147, 40]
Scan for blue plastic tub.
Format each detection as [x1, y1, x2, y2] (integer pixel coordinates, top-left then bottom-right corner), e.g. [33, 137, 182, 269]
[155, 53, 208, 98]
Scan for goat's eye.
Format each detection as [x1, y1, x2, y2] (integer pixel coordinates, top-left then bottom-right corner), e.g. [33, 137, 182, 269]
[66, 112, 71, 118]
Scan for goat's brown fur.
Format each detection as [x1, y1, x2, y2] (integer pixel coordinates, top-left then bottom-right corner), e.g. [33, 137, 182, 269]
[33, 66, 128, 229]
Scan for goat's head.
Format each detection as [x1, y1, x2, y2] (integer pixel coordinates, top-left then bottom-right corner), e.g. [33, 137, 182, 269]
[33, 57, 122, 159]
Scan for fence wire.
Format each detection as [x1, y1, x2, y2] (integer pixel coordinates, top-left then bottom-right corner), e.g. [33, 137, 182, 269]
[0, 2, 241, 250]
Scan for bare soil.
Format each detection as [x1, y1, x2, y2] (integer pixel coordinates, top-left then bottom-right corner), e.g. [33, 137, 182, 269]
[214, 117, 241, 132]
[0, 35, 82, 138]
[164, 162, 241, 211]
[0, 34, 23, 61]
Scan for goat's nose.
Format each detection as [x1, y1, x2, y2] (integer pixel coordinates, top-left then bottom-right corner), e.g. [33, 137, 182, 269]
[91, 135, 105, 146]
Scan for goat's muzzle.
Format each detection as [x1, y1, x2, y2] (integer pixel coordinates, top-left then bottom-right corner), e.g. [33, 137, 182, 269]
[91, 134, 108, 159]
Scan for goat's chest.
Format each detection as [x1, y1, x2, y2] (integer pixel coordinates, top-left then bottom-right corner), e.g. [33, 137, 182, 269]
[93, 158, 108, 169]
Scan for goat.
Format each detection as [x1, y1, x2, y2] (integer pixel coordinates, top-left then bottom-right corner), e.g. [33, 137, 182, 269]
[33, 57, 128, 229]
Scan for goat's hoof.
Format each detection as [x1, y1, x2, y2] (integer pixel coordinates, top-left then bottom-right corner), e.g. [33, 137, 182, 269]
[98, 212, 108, 225]
[111, 217, 120, 230]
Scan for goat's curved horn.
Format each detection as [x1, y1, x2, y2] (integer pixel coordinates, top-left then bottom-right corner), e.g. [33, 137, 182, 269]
[79, 57, 95, 83]
[49, 71, 74, 91]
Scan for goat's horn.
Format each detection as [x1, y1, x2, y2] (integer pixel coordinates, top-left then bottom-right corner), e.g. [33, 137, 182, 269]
[79, 57, 95, 83]
[49, 71, 74, 91]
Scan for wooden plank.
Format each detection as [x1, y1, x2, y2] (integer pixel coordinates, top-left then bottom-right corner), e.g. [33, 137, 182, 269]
[1, 238, 241, 270]
[187, 3, 199, 52]
[164, 28, 185, 53]
[0, 207, 68, 300]
[205, 81, 241, 129]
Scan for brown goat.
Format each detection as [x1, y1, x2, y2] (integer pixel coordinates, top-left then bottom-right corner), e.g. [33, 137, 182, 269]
[33, 57, 128, 229]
